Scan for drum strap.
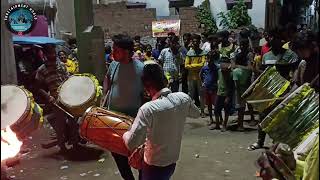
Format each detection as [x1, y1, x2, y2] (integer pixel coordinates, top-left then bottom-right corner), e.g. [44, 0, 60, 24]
[101, 63, 120, 109]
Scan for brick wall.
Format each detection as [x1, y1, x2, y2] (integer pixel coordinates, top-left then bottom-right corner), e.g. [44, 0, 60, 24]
[94, 2, 202, 40]
[179, 7, 203, 35]
[94, 2, 156, 38]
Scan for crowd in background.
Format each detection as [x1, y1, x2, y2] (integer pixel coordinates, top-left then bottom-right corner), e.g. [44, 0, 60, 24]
[12, 23, 320, 133]
[104, 24, 319, 132]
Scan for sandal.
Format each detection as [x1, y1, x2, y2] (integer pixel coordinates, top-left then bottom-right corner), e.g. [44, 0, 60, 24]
[247, 142, 263, 151]
[207, 119, 214, 126]
[209, 125, 221, 130]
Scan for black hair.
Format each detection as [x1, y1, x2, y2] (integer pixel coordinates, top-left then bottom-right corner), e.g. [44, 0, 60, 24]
[235, 38, 250, 66]
[183, 33, 192, 39]
[142, 64, 166, 91]
[239, 38, 250, 46]
[134, 35, 141, 41]
[105, 45, 112, 54]
[239, 28, 251, 39]
[169, 35, 179, 44]
[58, 50, 66, 55]
[68, 38, 77, 46]
[268, 28, 282, 40]
[218, 30, 230, 39]
[167, 32, 176, 37]
[192, 34, 201, 41]
[291, 37, 312, 51]
[112, 34, 134, 53]
[208, 34, 218, 42]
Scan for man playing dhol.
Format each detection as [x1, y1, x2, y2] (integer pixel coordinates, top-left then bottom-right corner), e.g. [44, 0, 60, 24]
[103, 34, 145, 180]
[123, 64, 200, 180]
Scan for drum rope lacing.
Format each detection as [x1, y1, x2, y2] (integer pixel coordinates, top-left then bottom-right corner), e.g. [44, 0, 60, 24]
[85, 110, 133, 137]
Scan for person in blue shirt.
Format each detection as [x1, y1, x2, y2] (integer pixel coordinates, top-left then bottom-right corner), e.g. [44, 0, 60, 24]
[152, 37, 167, 59]
[103, 34, 144, 180]
[105, 45, 112, 67]
[200, 46, 219, 128]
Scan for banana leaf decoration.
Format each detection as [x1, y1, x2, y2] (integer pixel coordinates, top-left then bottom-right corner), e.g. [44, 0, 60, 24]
[260, 84, 319, 148]
[242, 66, 291, 112]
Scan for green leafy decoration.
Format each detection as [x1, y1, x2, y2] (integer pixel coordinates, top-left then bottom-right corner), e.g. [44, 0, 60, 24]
[218, 0, 252, 29]
[196, 0, 218, 34]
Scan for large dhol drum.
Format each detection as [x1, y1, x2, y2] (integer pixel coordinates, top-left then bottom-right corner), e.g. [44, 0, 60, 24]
[242, 66, 292, 113]
[58, 74, 102, 117]
[79, 106, 133, 156]
[260, 83, 319, 148]
[1, 85, 44, 140]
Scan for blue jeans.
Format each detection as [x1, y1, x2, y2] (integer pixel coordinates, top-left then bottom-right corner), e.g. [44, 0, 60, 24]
[139, 162, 176, 180]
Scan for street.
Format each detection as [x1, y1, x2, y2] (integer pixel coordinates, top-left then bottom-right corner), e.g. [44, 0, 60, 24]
[6, 115, 271, 180]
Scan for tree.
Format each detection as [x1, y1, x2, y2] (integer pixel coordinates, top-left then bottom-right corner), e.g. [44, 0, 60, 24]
[218, 0, 252, 29]
[196, 0, 218, 34]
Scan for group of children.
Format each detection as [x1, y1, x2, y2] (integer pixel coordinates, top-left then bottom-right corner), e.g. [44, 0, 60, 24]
[198, 31, 253, 132]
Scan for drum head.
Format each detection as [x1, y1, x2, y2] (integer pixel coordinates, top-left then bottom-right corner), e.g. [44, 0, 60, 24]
[59, 76, 95, 107]
[1, 85, 28, 129]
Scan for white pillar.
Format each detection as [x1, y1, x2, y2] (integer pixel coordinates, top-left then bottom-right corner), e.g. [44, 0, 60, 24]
[1, 0, 17, 85]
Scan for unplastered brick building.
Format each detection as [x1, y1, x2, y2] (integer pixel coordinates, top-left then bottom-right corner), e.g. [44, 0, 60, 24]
[93, 0, 202, 40]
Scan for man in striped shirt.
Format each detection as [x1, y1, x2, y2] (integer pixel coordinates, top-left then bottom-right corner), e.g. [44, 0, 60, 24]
[35, 44, 70, 153]
[158, 36, 181, 92]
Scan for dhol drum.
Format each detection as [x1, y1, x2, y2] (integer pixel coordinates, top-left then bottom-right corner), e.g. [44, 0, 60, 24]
[1, 85, 44, 140]
[242, 66, 292, 113]
[260, 83, 319, 148]
[58, 74, 102, 117]
[79, 106, 133, 156]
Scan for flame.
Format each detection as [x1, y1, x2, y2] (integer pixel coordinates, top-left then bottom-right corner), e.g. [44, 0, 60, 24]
[1, 126, 23, 161]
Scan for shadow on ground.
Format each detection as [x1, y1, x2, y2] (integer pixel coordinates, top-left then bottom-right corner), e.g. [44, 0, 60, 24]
[42, 145, 104, 161]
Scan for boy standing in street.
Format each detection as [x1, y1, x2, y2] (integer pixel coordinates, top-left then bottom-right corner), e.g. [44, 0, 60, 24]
[185, 34, 207, 117]
[200, 41, 219, 128]
[214, 61, 234, 131]
[200, 59, 218, 128]
[232, 38, 253, 131]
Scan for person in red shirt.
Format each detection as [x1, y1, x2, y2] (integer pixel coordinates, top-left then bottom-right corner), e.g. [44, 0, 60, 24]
[261, 31, 271, 56]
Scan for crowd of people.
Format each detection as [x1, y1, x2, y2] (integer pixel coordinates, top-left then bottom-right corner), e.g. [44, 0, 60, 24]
[104, 24, 319, 133]
[9, 22, 319, 180]
[99, 24, 318, 179]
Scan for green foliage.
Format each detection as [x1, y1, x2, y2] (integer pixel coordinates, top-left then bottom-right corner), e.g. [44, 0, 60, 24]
[218, 0, 252, 29]
[196, 0, 218, 34]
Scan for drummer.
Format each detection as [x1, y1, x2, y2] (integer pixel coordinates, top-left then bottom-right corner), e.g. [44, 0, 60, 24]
[102, 34, 144, 180]
[248, 28, 299, 151]
[123, 63, 200, 180]
[34, 44, 70, 153]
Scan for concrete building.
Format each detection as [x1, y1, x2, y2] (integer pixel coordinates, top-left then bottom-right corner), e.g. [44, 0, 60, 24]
[142, 0, 266, 28]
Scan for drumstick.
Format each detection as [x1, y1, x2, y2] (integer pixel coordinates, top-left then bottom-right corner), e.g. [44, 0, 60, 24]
[52, 103, 74, 119]
[310, 74, 319, 87]
[247, 97, 285, 104]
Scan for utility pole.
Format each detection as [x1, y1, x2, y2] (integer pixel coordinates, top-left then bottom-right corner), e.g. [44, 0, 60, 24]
[74, 0, 106, 83]
[1, 0, 17, 84]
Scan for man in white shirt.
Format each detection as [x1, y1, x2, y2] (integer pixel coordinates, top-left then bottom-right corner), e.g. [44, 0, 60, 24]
[123, 64, 200, 180]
